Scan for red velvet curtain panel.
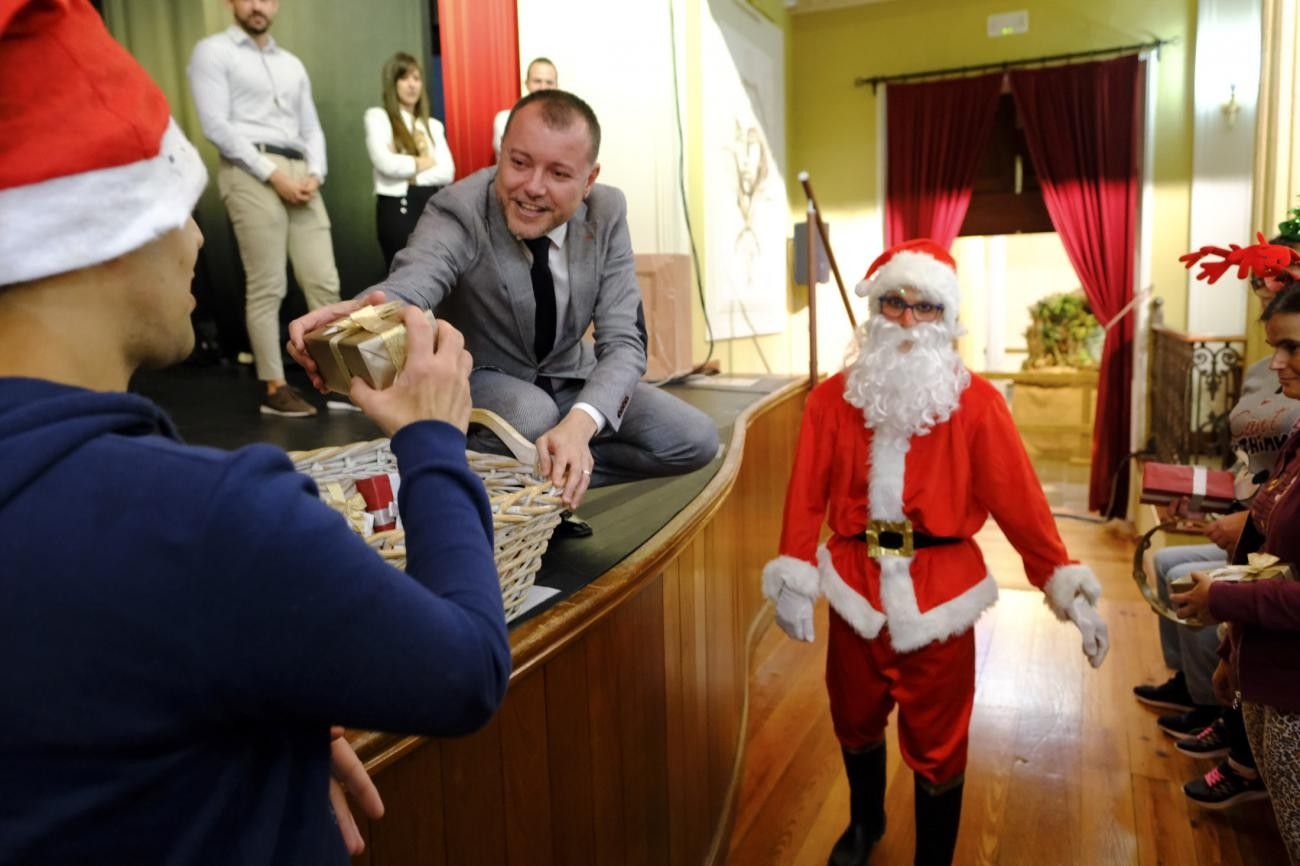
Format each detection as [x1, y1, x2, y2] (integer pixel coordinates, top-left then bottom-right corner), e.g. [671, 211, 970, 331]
[1009, 55, 1142, 515]
[436, 0, 519, 179]
[885, 74, 1002, 249]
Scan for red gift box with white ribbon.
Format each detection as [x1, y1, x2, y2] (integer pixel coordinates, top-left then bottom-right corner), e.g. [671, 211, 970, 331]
[1140, 462, 1236, 513]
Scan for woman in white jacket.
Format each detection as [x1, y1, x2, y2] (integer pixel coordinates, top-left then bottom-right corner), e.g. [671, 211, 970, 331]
[364, 53, 454, 268]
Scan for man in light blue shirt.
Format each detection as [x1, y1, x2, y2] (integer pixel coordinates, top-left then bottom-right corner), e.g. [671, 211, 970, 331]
[188, 0, 342, 418]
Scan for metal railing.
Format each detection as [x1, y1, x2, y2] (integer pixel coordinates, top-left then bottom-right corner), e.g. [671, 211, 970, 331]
[1148, 299, 1245, 465]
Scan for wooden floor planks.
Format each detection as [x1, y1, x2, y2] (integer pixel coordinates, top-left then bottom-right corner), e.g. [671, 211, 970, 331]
[726, 515, 1288, 866]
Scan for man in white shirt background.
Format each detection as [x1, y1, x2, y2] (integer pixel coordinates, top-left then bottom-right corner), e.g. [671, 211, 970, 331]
[492, 57, 558, 158]
[188, 0, 343, 418]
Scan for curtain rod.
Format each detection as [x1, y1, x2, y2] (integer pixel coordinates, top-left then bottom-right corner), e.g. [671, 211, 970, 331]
[854, 38, 1171, 93]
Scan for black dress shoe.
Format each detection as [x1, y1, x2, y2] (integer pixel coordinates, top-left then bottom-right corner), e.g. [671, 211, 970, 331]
[553, 513, 593, 539]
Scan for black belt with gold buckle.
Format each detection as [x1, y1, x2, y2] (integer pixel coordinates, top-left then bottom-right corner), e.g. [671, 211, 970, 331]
[854, 519, 962, 557]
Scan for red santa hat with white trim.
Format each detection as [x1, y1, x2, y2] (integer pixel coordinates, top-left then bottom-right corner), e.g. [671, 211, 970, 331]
[0, 0, 208, 287]
[854, 238, 961, 331]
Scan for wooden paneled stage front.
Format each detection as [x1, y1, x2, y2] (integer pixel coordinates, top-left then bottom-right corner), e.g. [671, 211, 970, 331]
[336, 379, 803, 866]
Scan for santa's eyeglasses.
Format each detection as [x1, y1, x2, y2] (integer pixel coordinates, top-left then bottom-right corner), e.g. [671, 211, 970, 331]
[878, 294, 944, 322]
[1250, 270, 1297, 292]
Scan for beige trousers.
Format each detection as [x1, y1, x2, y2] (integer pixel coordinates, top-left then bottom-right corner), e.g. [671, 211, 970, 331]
[218, 155, 340, 382]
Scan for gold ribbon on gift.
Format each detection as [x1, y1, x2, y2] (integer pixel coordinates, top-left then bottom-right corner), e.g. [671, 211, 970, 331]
[322, 302, 408, 386]
[324, 482, 372, 535]
[1206, 552, 1292, 583]
[1133, 522, 1291, 626]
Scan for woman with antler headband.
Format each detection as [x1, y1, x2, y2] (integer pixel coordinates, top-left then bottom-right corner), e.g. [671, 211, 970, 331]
[1173, 234, 1300, 861]
[1135, 234, 1300, 813]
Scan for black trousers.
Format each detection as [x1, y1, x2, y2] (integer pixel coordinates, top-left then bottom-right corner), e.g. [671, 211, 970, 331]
[376, 185, 440, 269]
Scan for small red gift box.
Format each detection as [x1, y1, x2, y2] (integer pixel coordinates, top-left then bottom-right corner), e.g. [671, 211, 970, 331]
[1140, 462, 1236, 513]
[355, 472, 402, 532]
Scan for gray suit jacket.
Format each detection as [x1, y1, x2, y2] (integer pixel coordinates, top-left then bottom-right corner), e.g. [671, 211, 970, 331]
[376, 168, 646, 430]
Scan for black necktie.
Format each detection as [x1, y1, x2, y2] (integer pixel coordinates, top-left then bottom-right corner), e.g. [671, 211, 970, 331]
[525, 236, 556, 361]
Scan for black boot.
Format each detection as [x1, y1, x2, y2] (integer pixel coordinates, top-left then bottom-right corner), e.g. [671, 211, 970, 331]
[913, 775, 963, 866]
[827, 744, 886, 866]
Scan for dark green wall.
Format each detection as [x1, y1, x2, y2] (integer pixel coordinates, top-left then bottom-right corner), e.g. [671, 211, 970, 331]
[106, 0, 430, 304]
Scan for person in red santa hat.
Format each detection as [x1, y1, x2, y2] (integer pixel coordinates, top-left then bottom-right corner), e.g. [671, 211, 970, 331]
[0, 1, 510, 863]
[762, 238, 1110, 866]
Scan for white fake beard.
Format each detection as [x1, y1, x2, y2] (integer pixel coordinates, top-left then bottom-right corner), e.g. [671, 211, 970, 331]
[843, 316, 970, 439]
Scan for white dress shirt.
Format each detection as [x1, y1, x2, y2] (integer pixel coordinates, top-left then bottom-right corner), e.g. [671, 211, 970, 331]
[492, 109, 510, 156]
[523, 224, 606, 433]
[187, 25, 327, 182]
[363, 107, 455, 196]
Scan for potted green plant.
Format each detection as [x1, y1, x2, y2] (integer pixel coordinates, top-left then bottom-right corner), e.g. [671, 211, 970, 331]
[1023, 290, 1102, 370]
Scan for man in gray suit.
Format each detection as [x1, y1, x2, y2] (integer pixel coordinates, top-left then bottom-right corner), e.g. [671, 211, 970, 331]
[289, 90, 718, 518]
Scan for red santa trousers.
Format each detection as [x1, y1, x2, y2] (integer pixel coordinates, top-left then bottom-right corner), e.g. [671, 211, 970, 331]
[826, 608, 975, 786]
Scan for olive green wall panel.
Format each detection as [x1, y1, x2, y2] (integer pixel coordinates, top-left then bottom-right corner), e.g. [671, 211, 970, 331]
[105, 0, 430, 314]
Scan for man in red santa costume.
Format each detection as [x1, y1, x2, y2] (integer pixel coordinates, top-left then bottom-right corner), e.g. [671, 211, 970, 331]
[762, 239, 1110, 866]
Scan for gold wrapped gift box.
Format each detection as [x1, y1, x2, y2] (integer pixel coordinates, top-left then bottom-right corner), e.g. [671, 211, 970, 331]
[1168, 554, 1293, 626]
[1169, 553, 1294, 593]
[304, 302, 435, 395]
[1204, 553, 1294, 584]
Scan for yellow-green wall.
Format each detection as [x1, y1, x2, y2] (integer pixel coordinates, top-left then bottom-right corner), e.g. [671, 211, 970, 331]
[693, 0, 1196, 376]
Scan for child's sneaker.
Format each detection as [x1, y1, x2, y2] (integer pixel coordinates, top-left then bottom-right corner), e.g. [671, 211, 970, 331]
[1158, 705, 1222, 738]
[1134, 672, 1196, 712]
[1175, 717, 1231, 759]
[1183, 761, 1269, 810]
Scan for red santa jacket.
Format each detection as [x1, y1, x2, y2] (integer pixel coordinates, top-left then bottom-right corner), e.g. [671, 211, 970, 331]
[763, 371, 1099, 653]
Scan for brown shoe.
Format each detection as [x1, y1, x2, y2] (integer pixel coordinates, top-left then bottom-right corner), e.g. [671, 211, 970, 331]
[260, 385, 317, 417]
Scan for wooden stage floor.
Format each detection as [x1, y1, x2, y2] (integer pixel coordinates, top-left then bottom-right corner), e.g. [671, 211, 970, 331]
[130, 362, 793, 626]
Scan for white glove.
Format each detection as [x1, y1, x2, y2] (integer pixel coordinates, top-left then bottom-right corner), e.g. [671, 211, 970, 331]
[775, 585, 815, 643]
[1067, 595, 1109, 668]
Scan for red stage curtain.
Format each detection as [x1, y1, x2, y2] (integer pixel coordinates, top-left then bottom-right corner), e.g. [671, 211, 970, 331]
[436, 0, 518, 179]
[1010, 56, 1142, 515]
[885, 74, 1002, 249]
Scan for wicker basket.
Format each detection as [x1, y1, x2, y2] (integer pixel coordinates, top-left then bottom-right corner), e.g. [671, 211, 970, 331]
[289, 409, 564, 622]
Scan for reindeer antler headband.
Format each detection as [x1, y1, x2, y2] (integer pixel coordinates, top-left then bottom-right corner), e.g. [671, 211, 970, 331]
[1179, 231, 1300, 285]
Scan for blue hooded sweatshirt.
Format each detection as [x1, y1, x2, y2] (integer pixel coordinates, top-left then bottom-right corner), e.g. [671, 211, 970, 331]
[0, 378, 510, 865]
